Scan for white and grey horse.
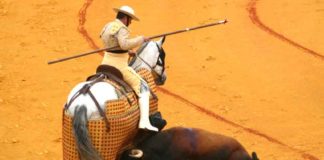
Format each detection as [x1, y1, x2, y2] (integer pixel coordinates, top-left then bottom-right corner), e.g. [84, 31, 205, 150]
[65, 37, 166, 160]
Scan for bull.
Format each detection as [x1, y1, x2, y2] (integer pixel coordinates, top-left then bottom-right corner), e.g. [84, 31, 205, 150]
[120, 127, 259, 160]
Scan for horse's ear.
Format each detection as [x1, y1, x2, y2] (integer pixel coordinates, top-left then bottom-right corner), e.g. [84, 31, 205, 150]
[161, 36, 166, 44]
[157, 36, 166, 48]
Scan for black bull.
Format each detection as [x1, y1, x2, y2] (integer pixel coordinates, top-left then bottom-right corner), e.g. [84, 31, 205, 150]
[120, 127, 259, 160]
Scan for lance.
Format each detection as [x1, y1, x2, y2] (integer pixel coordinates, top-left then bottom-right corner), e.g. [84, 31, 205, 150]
[47, 19, 227, 65]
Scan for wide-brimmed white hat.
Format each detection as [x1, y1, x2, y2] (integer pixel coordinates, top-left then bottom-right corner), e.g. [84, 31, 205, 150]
[113, 5, 139, 21]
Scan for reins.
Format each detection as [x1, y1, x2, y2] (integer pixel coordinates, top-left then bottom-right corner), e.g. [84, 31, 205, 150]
[133, 42, 165, 81]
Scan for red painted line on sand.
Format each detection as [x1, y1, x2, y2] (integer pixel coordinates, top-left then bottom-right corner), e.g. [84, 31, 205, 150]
[247, 0, 324, 60]
[77, 1, 320, 159]
[78, 0, 100, 51]
[157, 88, 286, 144]
[158, 87, 319, 160]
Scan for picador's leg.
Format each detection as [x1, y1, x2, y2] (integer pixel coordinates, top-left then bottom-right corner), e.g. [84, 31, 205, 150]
[138, 80, 158, 132]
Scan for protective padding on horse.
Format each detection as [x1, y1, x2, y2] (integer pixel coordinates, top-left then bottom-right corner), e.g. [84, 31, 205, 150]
[138, 68, 157, 93]
[62, 69, 158, 160]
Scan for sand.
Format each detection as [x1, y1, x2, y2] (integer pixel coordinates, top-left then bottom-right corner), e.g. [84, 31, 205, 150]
[0, 0, 323, 159]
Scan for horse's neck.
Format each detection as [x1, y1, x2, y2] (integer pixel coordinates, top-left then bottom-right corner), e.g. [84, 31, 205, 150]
[132, 44, 156, 71]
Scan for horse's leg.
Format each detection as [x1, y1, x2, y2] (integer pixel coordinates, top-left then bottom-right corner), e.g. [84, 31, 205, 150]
[73, 105, 102, 160]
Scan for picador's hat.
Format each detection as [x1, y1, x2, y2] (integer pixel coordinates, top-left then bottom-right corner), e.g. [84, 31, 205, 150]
[113, 5, 139, 21]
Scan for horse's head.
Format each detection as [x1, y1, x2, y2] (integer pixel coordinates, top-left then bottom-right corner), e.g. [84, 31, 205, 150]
[129, 36, 167, 85]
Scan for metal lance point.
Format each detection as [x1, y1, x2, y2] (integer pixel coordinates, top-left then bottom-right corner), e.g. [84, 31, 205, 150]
[219, 19, 227, 24]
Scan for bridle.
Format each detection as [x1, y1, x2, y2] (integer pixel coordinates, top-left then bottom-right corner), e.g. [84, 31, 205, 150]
[132, 42, 166, 82]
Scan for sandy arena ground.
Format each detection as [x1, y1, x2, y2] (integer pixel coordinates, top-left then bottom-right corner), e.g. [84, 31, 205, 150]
[0, 0, 323, 159]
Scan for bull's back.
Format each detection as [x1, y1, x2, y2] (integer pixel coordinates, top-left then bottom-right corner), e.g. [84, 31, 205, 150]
[171, 127, 251, 160]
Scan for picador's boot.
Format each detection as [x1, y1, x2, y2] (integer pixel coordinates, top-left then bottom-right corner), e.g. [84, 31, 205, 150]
[138, 91, 158, 132]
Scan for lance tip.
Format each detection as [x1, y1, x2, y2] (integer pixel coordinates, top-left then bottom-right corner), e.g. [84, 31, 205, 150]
[219, 19, 228, 24]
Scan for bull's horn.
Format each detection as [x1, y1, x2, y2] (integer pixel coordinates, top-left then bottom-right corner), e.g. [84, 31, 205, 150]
[129, 149, 143, 158]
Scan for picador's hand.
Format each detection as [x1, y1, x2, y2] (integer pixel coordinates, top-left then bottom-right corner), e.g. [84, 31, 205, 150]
[143, 37, 150, 42]
[128, 50, 136, 56]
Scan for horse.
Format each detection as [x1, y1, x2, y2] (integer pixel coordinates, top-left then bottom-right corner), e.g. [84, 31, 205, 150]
[121, 127, 259, 160]
[64, 37, 167, 160]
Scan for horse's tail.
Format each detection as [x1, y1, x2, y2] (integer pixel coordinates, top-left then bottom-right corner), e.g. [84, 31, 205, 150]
[73, 105, 102, 160]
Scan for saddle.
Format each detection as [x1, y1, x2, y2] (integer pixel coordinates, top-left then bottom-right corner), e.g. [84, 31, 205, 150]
[86, 65, 133, 93]
[96, 64, 124, 80]
[87, 65, 158, 100]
